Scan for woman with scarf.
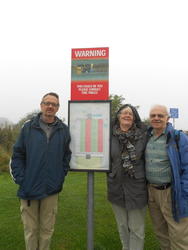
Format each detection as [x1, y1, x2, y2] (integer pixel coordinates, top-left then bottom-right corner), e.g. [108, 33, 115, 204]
[107, 104, 148, 250]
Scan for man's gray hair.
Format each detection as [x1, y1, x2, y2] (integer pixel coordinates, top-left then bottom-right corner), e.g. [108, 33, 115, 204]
[150, 104, 169, 116]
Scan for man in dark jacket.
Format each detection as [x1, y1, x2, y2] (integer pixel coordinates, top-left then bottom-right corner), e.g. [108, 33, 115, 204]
[10, 92, 71, 250]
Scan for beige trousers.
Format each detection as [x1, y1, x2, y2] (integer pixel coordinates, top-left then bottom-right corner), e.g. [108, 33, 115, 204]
[148, 185, 188, 250]
[20, 194, 58, 250]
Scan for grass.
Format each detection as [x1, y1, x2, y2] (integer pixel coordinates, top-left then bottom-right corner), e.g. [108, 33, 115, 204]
[0, 172, 160, 250]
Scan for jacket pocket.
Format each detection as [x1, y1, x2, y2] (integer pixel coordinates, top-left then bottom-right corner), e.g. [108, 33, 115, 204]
[108, 171, 116, 178]
[134, 171, 145, 179]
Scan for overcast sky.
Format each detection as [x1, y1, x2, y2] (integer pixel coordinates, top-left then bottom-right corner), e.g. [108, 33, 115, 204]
[0, 0, 188, 130]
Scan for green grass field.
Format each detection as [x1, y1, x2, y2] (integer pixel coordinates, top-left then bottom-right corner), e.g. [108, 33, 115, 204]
[0, 172, 160, 250]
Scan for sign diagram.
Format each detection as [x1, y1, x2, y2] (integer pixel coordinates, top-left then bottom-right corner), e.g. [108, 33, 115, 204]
[68, 101, 111, 171]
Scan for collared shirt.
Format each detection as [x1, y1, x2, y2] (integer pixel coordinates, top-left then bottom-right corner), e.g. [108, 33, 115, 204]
[145, 130, 172, 185]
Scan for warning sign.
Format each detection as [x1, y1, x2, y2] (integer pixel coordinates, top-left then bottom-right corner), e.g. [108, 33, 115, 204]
[71, 47, 109, 100]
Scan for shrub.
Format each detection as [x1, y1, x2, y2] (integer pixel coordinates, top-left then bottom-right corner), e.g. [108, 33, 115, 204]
[0, 146, 10, 173]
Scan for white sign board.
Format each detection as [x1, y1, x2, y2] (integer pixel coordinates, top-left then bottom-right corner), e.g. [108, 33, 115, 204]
[68, 101, 111, 172]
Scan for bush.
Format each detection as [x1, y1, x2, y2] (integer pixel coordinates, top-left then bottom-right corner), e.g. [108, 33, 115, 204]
[0, 146, 10, 173]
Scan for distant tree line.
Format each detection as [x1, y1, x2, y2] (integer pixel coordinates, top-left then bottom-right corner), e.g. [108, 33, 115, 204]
[0, 110, 38, 172]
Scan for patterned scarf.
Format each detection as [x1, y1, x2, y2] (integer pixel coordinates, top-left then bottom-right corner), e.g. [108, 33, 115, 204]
[113, 124, 141, 178]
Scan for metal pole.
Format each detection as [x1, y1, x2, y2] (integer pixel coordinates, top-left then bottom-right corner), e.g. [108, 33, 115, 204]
[173, 118, 175, 128]
[87, 171, 94, 250]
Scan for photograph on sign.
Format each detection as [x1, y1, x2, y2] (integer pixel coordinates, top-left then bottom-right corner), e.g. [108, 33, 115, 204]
[68, 101, 111, 171]
[71, 47, 109, 101]
[71, 60, 108, 81]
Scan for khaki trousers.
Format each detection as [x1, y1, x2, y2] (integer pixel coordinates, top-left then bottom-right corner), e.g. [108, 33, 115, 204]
[20, 194, 58, 250]
[111, 203, 146, 250]
[148, 185, 188, 250]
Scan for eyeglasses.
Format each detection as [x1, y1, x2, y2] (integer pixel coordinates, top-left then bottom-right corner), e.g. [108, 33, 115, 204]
[42, 101, 59, 107]
[150, 114, 167, 118]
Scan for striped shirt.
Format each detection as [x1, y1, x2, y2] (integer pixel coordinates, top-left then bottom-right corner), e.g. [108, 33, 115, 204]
[145, 131, 171, 185]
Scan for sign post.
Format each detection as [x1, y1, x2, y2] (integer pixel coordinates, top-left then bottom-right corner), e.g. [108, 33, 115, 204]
[87, 172, 94, 250]
[68, 100, 111, 250]
[69, 47, 110, 250]
[169, 108, 179, 128]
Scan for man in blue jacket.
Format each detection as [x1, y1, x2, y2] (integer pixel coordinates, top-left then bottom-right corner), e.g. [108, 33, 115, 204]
[10, 92, 71, 250]
[145, 104, 188, 250]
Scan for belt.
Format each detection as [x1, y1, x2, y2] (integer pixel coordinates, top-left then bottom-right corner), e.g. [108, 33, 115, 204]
[149, 183, 171, 190]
